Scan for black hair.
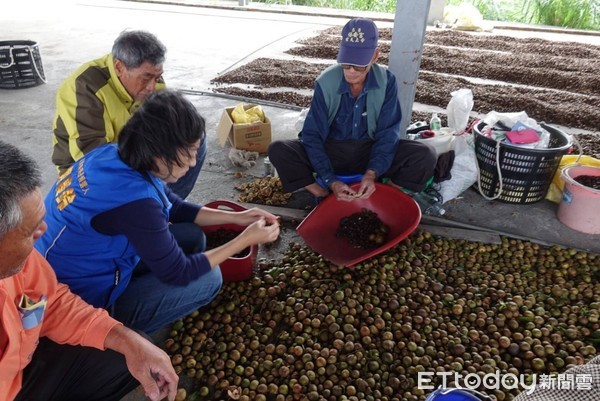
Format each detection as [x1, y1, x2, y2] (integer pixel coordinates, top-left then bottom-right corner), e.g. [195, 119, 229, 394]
[112, 30, 166, 68]
[118, 89, 206, 174]
[0, 141, 42, 237]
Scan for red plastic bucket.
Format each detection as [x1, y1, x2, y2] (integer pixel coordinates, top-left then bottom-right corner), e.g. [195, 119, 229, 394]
[556, 165, 600, 234]
[203, 200, 258, 281]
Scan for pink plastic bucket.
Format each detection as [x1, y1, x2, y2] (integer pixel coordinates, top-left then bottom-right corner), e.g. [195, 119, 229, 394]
[556, 165, 600, 234]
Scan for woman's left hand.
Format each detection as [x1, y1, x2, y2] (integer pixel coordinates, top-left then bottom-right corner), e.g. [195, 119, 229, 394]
[236, 208, 279, 226]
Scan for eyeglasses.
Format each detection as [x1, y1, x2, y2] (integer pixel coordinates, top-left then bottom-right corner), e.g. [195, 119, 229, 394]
[341, 64, 369, 72]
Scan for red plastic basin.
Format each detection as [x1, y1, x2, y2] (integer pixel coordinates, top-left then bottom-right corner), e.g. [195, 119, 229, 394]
[296, 182, 421, 267]
[203, 200, 258, 281]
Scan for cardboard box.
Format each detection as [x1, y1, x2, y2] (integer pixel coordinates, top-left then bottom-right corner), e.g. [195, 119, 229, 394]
[216, 104, 272, 154]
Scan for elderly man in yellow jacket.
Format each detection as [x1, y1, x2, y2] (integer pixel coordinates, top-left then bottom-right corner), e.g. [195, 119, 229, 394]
[51, 30, 205, 199]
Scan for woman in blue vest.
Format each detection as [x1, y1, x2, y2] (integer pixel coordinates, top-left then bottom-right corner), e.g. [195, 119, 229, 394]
[35, 89, 280, 334]
[268, 18, 437, 202]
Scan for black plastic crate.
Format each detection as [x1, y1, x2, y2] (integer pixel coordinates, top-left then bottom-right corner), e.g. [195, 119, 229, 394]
[0, 40, 46, 89]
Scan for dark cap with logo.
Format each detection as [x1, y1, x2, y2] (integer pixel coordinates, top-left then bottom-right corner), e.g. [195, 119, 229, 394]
[337, 18, 379, 67]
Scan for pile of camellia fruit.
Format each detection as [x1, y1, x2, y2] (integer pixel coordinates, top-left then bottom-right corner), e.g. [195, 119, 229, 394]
[166, 230, 599, 401]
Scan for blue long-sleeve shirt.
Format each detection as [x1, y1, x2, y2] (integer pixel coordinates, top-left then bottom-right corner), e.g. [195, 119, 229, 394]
[301, 68, 402, 187]
[91, 188, 211, 287]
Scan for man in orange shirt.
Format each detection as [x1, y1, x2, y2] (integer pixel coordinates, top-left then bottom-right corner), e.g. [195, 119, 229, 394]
[0, 140, 178, 401]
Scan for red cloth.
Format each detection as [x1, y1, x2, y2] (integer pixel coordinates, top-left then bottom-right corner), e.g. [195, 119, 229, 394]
[506, 128, 539, 144]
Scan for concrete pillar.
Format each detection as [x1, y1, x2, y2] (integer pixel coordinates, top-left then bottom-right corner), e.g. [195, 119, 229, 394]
[239, 0, 248, 6]
[388, 0, 431, 138]
[428, 0, 446, 25]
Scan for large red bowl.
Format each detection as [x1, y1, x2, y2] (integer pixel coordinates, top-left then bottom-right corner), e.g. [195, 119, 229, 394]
[296, 182, 421, 267]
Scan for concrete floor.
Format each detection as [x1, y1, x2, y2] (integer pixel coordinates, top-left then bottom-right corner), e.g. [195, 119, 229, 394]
[2, 0, 599, 399]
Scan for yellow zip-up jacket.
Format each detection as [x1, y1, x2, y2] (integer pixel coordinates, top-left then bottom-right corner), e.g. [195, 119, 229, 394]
[51, 54, 164, 173]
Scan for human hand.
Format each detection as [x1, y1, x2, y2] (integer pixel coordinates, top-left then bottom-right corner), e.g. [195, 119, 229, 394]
[355, 173, 376, 199]
[330, 180, 358, 202]
[237, 208, 279, 226]
[306, 182, 330, 198]
[242, 217, 280, 244]
[126, 340, 178, 401]
[106, 326, 178, 401]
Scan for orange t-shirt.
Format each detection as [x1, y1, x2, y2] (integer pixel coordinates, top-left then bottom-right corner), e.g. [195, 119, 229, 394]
[0, 250, 120, 401]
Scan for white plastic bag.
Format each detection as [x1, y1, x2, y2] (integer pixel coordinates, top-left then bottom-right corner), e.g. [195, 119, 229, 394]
[443, 3, 494, 31]
[228, 148, 258, 169]
[446, 89, 474, 135]
[439, 134, 478, 203]
[481, 110, 540, 132]
[480, 110, 550, 149]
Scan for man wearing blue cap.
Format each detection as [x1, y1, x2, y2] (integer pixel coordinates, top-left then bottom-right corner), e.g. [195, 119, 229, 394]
[268, 18, 436, 201]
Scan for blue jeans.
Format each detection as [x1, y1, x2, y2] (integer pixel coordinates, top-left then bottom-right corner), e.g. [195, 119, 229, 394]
[167, 138, 207, 199]
[110, 222, 223, 334]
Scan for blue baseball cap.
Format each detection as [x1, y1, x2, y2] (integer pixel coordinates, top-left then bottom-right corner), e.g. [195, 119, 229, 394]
[337, 18, 379, 67]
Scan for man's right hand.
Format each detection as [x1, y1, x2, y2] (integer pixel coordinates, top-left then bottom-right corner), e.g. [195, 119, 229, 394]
[105, 325, 179, 401]
[330, 181, 358, 202]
